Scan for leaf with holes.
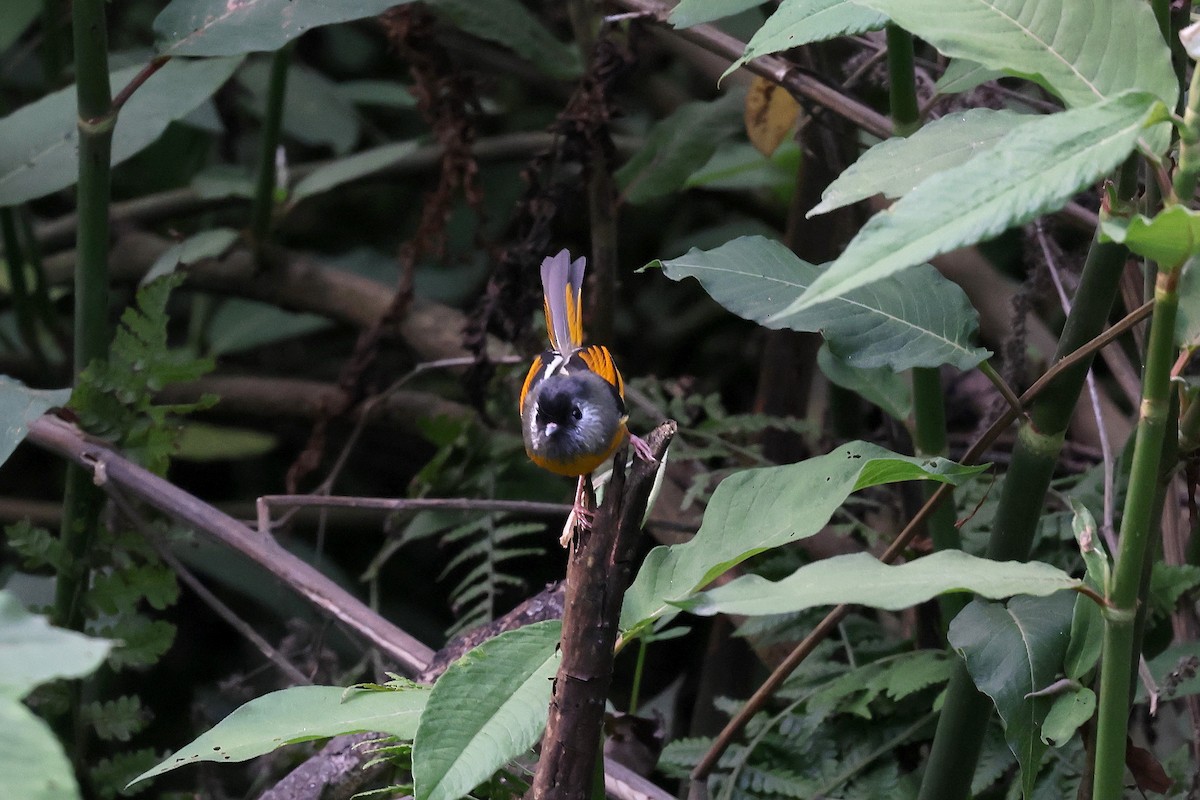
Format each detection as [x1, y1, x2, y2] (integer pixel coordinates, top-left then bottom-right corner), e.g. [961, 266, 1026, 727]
[621, 442, 987, 633]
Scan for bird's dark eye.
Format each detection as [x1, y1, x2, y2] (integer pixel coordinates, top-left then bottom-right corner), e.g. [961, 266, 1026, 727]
[571, 406, 583, 420]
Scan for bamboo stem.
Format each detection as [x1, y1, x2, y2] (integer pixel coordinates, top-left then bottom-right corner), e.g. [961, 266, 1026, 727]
[250, 44, 293, 248]
[1093, 265, 1182, 800]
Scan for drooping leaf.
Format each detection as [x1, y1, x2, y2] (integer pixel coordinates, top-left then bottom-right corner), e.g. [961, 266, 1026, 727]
[616, 92, 745, 205]
[771, 91, 1163, 317]
[173, 422, 279, 462]
[1173, 258, 1200, 347]
[670, 0, 765, 28]
[858, 0, 1177, 111]
[1040, 686, 1095, 747]
[337, 80, 417, 109]
[816, 343, 911, 420]
[130, 684, 430, 786]
[427, 0, 581, 80]
[1101, 206, 1200, 270]
[142, 228, 239, 285]
[291, 141, 421, 203]
[412, 620, 561, 800]
[949, 593, 1076, 798]
[620, 441, 987, 633]
[0, 591, 113, 700]
[936, 59, 1005, 95]
[0, 699, 81, 800]
[677, 551, 1079, 617]
[1064, 594, 1103, 682]
[723, 0, 888, 79]
[206, 298, 334, 356]
[0, 379, 70, 470]
[237, 59, 360, 155]
[809, 108, 1031, 216]
[154, 0, 413, 56]
[0, 57, 242, 205]
[653, 236, 990, 371]
[683, 140, 799, 198]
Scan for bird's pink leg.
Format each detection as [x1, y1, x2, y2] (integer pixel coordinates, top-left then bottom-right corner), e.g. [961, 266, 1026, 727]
[631, 433, 656, 464]
[560, 475, 595, 547]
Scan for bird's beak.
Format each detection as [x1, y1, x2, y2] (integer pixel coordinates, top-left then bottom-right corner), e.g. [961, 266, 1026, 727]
[544, 422, 558, 437]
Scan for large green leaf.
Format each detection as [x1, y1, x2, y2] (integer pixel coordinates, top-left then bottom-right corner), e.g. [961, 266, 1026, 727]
[413, 620, 561, 800]
[428, 0, 581, 80]
[724, 0, 888, 78]
[653, 236, 990, 371]
[949, 593, 1076, 798]
[0, 57, 242, 205]
[678, 551, 1079, 616]
[0, 700, 81, 800]
[771, 91, 1163, 318]
[0, 591, 112, 700]
[131, 684, 430, 785]
[616, 92, 744, 205]
[0, 379, 70, 470]
[620, 441, 987, 633]
[809, 108, 1031, 216]
[936, 59, 1005, 95]
[858, 0, 1177, 111]
[154, 0, 412, 56]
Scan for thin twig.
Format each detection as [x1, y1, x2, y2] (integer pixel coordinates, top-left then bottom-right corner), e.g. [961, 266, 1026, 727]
[109, 56, 170, 115]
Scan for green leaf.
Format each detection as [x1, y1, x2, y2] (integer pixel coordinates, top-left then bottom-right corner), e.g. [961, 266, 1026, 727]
[0, 591, 112, 700]
[771, 91, 1163, 317]
[238, 59, 360, 156]
[809, 108, 1031, 216]
[83, 695, 147, 742]
[130, 684, 431, 786]
[678, 551, 1079, 617]
[291, 141, 421, 203]
[949, 593, 1075, 798]
[1068, 497, 1110, 594]
[817, 342, 911, 420]
[1142, 641, 1200, 702]
[0, 378, 70, 470]
[413, 620, 561, 800]
[1040, 686, 1095, 747]
[142, 228, 239, 285]
[858, 0, 1177, 111]
[338, 80, 417, 109]
[0, 0, 39, 54]
[723, 0, 888, 79]
[206, 298, 333, 356]
[428, 0, 581, 81]
[0, 57, 242, 205]
[936, 59, 1005, 95]
[1100, 206, 1200, 270]
[0, 699, 81, 800]
[154, 0, 413, 56]
[1064, 594, 1103, 682]
[654, 236, 990, 371]
[173, 422, 278, 462]
[1173, 259, 1200, 346]
[616, 92, 745, 205]
[670, 0, 765, 28]
[620, 441, 987, 633]
[684, 140, 800, 197]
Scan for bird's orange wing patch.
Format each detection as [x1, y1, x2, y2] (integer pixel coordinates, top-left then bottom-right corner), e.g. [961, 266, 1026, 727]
[577, 345, 625, 398]
[519, 353, 545, 414]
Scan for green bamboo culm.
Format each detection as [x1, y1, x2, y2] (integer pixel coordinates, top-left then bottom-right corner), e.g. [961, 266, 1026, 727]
[885, 25, 964, 623]
[1091, 263, 1184, 800]
[53, 0, 113, 632]
[917, 169, 1135, 800]
[249, 43, 294, 249]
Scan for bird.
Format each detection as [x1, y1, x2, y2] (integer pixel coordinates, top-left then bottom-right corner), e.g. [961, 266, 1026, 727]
[519, 249, 655, 545]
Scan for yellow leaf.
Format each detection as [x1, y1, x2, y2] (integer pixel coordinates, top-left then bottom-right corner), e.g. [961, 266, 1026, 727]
[744, 76, 800, 157]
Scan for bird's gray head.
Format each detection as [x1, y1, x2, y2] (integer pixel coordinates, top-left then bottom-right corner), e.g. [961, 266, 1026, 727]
[526, 373, 620, 460]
